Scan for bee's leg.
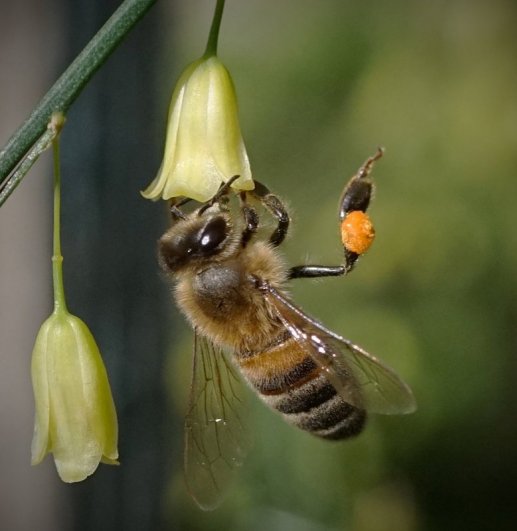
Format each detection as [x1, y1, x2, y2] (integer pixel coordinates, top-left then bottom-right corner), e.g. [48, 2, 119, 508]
[338, 147, 382, 220]
[239, 192, 259, 247]
[249, 181, 290, 247]
[289, 148, 383, 280]
[289, 265, 346, 279]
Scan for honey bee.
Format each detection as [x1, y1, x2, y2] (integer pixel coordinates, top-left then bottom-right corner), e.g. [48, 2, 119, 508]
[158, 148, 416, 510]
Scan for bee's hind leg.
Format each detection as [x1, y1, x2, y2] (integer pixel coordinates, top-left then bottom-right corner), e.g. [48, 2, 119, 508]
[289, 264, 347, 279]
[289, 148, 383, 280]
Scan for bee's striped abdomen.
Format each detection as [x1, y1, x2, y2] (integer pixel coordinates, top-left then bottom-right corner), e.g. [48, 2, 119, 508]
[236, 334, 366, 440]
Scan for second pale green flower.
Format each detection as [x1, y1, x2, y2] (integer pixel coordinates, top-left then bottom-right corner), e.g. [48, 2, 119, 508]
[142, 56, 254, 203]
[31, 310, 119, 482]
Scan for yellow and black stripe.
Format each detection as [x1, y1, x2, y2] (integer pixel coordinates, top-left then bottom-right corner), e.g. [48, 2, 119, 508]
[236, 333, 366, 440]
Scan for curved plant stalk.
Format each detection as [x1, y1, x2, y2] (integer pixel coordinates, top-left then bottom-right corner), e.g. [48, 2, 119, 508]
[0, 127, 56, 207]
[0, 0, 157, 205]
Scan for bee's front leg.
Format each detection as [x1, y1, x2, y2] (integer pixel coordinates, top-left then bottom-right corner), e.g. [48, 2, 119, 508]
[248, 181, 290, 247]
[238, 192, 259, 247]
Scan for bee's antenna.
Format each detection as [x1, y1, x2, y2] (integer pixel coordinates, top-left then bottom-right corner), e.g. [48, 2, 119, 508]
[199, 175, 240, 215]
[169, 197, 190, 221]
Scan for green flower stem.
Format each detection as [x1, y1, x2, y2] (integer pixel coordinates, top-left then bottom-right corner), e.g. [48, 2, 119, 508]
[204, 0, 226, 57]
[0, 0, 157, 200]
[51, 115, 67, 313]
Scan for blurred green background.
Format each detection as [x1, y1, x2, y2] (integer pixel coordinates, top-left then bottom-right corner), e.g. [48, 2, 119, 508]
[1, 1, 517, 530]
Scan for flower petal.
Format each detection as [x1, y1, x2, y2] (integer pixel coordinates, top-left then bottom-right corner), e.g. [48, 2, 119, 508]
[141, 56, 254, 203]
[31, 317, 53, 464]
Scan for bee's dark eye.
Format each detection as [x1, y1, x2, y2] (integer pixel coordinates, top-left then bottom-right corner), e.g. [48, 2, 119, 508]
[198, 217, 227, 254]
[159, 216, 229, 272]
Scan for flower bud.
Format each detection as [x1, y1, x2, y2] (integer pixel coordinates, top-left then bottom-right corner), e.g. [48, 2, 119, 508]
[142, 56, 254, 202]
[31, 310, 118, 482]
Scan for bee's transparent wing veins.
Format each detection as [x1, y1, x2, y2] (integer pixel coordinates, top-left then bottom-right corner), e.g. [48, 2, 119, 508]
[264, 285, 416, 415]
[184, 333, 250, 511]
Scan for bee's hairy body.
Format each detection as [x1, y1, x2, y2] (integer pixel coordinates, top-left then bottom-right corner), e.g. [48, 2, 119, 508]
[162, 210, 365, 440]
[157, 153, 417, 510]
[176, 241, 284, 351]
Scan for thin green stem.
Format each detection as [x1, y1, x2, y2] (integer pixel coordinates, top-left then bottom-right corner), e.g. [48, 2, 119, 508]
[204, 0, 226, 57]
[51, 115, 67, 312]
[0, 0, 156, 200]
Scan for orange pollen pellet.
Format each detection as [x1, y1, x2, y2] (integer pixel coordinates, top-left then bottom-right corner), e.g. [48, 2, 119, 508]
[340, 211, 375, 255]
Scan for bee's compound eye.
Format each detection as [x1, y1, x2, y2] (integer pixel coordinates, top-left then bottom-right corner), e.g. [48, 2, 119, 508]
[340, 211, 375, 255]
[199, 217, 228, 254]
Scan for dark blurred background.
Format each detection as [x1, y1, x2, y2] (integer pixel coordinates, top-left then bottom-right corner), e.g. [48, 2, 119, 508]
[1, 1, 517, 530]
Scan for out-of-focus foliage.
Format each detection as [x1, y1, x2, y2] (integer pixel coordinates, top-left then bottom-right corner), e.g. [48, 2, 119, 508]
[165, 1, 517, 530]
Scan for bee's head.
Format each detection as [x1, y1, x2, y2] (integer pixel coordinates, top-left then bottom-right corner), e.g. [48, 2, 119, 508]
[158, 204, 236, 274]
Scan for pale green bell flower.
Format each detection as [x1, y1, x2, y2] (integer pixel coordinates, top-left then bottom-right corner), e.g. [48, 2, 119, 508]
[31, 309, 119, 482]
[31, 113, 118, 482]
[142, 55, 254, 202]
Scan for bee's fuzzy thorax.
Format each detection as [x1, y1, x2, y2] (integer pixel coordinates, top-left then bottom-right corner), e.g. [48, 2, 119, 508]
[174, 240, 287, 352]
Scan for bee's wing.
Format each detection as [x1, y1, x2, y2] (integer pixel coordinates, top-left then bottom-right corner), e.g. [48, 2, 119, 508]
[184, 332, 250, 511]
[264, 285, 416, 415]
